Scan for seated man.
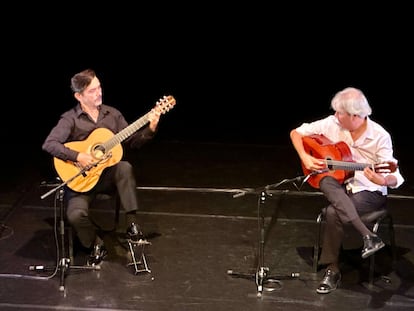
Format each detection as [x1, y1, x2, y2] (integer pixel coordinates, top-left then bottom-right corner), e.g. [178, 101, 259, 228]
[42, 68, 167, 265]
[290, 87, 404, 293]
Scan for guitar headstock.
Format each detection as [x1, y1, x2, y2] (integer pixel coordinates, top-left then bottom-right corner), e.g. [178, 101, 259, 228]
[374, 161, 398, 173]
[155, 95, 176, 114]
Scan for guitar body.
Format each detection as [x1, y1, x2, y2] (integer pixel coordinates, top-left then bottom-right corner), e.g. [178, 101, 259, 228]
[302, 134, 354, 189]
[54, 128, 123, 193]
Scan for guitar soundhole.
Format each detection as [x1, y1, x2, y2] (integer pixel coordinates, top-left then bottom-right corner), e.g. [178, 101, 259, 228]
[91, 144, 106, 160]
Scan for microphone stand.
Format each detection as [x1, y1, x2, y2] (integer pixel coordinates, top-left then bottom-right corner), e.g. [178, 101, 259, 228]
[30, 162, 104, 292]
[227, 174, 312, 298]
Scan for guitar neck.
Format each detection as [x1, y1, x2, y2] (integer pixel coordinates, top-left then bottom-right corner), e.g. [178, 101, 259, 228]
[326, 160, 372, 171]
[103, 112, 150, 151]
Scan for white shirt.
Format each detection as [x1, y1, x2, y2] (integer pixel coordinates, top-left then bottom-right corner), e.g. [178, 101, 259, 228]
[295, 115, 404, 195]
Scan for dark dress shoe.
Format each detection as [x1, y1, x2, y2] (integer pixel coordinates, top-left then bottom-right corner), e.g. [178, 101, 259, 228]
[362, 234, 385, 259]
[87, 244, 107, 266]
[126, 223, 145, 242]
[317, 269, 341, 294]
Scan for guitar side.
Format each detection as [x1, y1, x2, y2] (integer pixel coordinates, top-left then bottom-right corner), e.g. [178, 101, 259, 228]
[302, 135, 353, 189]
[54, 128, 123, 192]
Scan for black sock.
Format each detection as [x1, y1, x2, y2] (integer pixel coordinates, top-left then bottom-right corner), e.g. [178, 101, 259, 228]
[125, 211, 138, 227]
[327, 263, 340, 273]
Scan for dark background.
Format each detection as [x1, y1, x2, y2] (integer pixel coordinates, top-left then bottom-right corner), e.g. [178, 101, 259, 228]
[2, 4, 413, 184]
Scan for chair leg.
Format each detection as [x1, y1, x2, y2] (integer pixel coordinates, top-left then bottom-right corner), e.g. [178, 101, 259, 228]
[68, 226, 74, 264]
[368, 251, 376, 285]
[313, 212, 324, 273]
[114, 194, 121, 228]
[387, 215, 397, 264]
[368, 213, 396, 285]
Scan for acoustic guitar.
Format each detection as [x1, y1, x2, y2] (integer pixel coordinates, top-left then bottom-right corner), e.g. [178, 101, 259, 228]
[301, 134, 397, 189]
[54, 95, 176, 192]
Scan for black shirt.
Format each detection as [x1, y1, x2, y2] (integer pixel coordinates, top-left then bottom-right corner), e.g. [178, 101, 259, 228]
[42, 103, 155, 162]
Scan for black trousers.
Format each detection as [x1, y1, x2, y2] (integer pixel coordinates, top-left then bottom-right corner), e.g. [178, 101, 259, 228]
[65, 161, 139, 249]
[318, 176, 387, 265]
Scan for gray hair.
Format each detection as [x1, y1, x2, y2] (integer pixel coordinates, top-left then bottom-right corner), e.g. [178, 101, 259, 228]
[331, 87, 372, 118]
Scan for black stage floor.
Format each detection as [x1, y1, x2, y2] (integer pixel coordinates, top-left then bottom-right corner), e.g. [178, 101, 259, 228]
[1, 140, 414, 310]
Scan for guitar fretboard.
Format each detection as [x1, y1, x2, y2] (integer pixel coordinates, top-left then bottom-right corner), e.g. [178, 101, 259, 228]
[103, 113, 150, 151]
[325, 160, 373, 171]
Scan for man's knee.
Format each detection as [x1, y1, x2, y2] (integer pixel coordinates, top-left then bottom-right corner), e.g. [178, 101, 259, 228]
[324, 206, 336, 219]
[117, 161, 134, 176]
[66, 208, 88, 226]
[319, 176, 338, 190]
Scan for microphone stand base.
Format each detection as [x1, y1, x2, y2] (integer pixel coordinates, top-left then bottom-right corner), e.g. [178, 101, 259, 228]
[227, 267, 300, 297]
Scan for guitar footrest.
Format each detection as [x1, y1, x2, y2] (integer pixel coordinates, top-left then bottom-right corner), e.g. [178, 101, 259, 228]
[126, 239, 152, 275]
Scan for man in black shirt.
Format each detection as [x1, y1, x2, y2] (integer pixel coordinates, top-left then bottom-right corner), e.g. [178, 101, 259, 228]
[42, 68, 172, 266]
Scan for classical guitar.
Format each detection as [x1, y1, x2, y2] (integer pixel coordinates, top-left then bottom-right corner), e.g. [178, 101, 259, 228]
[54, 95, 176, 192]
[301, 134, 398, 189]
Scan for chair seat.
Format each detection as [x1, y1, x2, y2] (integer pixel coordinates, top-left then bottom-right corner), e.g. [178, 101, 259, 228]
[319, 207, 388, 224]
[360, 209, 388, 223]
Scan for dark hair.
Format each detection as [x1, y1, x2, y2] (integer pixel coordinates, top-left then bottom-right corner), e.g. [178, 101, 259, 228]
[70, 68, 96, 93]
